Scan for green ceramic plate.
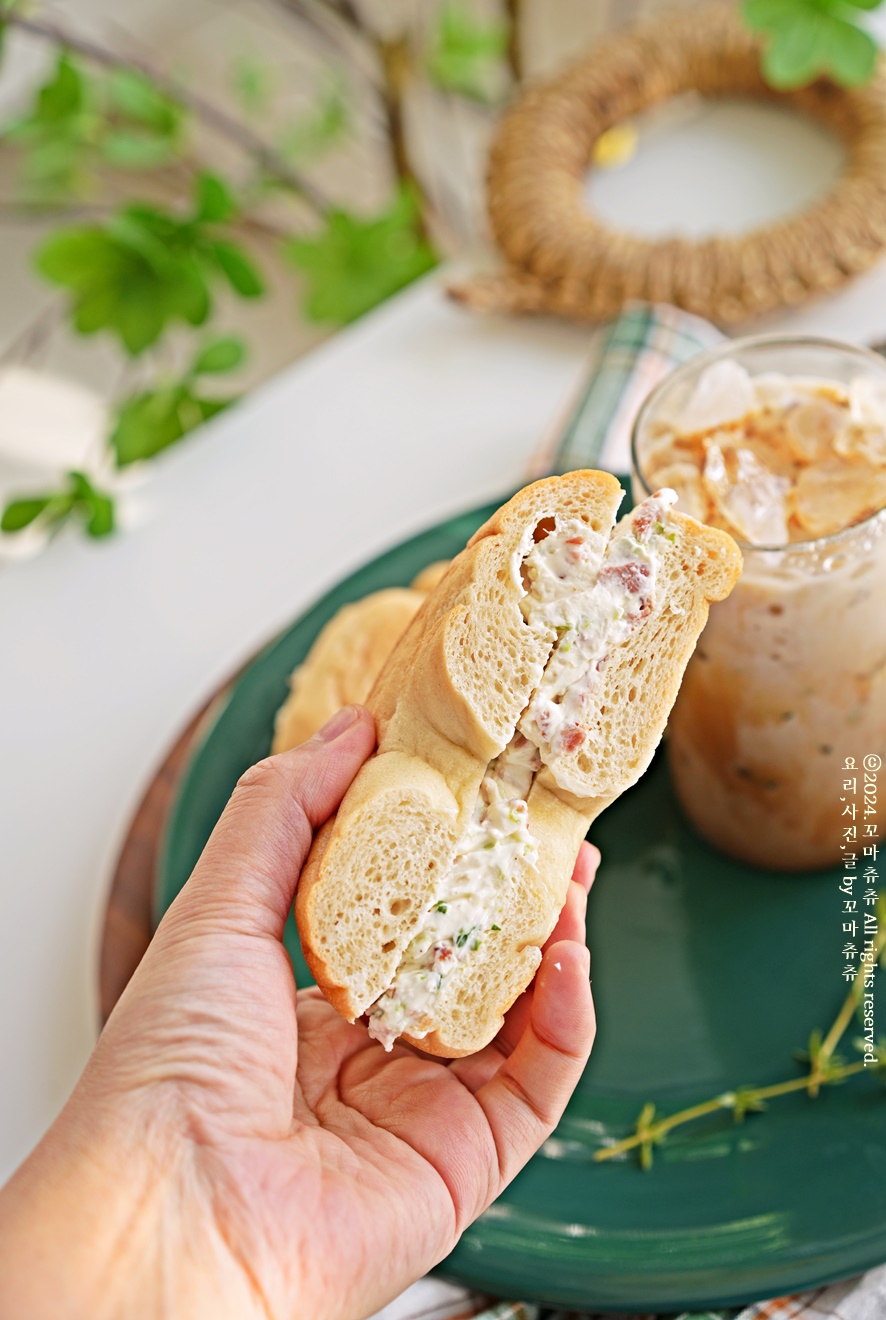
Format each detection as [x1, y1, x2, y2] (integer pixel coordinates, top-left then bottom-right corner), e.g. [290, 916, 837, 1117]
[157, 486, 886, 1314]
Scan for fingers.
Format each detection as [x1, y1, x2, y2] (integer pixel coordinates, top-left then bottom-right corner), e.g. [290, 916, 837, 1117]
[495, 879, 588, 1053]
[546, 872, 589, 951]
[176, 705, 376, 938]
[540, 844, 597, 952]
[540, 843, 597, 955]
[474, 940, 594, 1188]
[572, 840, 600, 895]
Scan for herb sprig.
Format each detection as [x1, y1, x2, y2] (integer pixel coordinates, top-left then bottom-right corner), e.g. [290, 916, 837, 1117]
[594, 892, 886, 1168]
[0, 6, 453, 546]
[1, 469, 114, 539]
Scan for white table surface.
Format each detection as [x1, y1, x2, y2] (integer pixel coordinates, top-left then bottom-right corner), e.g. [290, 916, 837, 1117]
[4, 256, 886, 1184]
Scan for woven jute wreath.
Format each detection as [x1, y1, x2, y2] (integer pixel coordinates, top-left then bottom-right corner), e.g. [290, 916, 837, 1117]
[451, 2, 886, 324]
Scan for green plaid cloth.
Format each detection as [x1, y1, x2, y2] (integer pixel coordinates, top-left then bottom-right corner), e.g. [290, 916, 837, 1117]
[531, 301, 723, 479]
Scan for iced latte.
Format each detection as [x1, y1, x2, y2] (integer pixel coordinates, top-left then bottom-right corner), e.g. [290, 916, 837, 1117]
[632, 337, 886, 870]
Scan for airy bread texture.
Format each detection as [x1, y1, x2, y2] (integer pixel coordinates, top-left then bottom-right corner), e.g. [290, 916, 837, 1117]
[272, 563, 450, 753]
[297, 472, 741, 1056]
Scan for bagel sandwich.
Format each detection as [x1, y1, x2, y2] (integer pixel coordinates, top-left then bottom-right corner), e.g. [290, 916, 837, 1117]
[296, 472, 741, 1057]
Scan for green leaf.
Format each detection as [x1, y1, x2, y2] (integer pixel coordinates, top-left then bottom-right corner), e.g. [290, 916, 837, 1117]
[166, 257, 211, 327]
[84, 490, 115, 537]
[36, 211, 214, 354]
[1, 496, 51, 532]
[34, 174, 261, 354]
[207, 239, 264, 296]
[822, 17, 878, 85]
[1, 51, 103, 200]
[636, 1101, 655, 1126]
[744, 0, 881, 89]
[110, 387, 188, 466]
[68, 470, 95, 502]
[101, 130, 175, 168]
[4, 51, 182, 204]
[74, 264, 163, 353]
[1, 471, 115, 539]
[68, 470, 116, 537]
[761, 10, 831, 86]
[115, 202, 182, 246]
[195, 396, 232, 424]
[427, 2, 508, 102]
[107, 280, 168, 354]
[194, 171, 236, 224]
[108, 208, 174, 267]
[106, 68, 180, 134]
[634, 1101, 658, 1171]
[42, 490, 78, 526]
[35, 228, 129, 289]
[729, 1086, 768, 1121]
[69, 283, 119, 336]
[110, 381, 234, 466]
[852, 1034, 886, 1075]
[37, 53, 86, 122]
[285, 186, 437, 325]
[742, 0, 805, 33]
[805, 1027, 823, 1062]
[191, 335, 246, 375]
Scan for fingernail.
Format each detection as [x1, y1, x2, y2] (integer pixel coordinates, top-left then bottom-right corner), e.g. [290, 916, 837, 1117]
[314, 705, 361, 742]
[580, 946, 591, 975]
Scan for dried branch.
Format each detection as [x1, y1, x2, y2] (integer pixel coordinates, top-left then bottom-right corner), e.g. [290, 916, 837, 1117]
[376, 35, 417, 190]
[267, 0, 381, 89]
[504, 0, 523, 83]
[0, 301, 63, 367]
[0, 200, 115, 222]
[4, 12, 333, 215]
[267, 0, 429, 227]
[319, 0, 363, 30]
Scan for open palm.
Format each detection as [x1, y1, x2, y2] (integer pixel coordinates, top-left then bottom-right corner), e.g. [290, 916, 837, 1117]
[64, 706, 597, 1320]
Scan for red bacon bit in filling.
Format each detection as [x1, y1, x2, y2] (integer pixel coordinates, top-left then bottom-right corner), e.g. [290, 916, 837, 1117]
[534, 705, 553, 739]
[598, 561, 650, 595]
[632, 506, 656, 541]
[559, 724, 585, 753]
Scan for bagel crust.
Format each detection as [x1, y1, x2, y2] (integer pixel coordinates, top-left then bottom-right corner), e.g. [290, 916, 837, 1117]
[272, 563, 451, 753]
[296, 472, 741, 1056]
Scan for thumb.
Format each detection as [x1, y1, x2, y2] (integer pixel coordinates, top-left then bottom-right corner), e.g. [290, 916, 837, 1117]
[175, 704, 376, 939]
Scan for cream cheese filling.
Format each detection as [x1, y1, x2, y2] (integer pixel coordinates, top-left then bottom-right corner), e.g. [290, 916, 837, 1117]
[367, 490, 677, 1049]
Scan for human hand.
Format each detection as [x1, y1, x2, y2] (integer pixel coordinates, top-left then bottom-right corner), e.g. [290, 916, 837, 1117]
[0, 704, 597, 1320]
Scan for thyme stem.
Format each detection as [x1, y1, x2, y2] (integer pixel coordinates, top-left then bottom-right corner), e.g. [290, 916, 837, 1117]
[593, 899, 885, 1166]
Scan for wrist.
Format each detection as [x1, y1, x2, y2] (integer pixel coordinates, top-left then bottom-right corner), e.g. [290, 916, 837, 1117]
[0, 1087, 173, 1320]
[0, 1079, 275, 1320]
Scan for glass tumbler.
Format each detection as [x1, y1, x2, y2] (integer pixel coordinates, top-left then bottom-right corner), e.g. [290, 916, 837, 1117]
[631, 336, 886, 871]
